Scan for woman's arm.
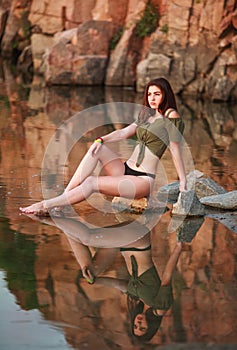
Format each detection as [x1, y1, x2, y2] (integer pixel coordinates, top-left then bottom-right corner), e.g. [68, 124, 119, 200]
[169, 141, 186, 191]
[94, 276, 128, 292]
[101, 123, 137, 143]
[89, 122, 137, 156]
[153, 242, 183, 316]
[160, 241, 183, 286]
[166, 110, 186, 191]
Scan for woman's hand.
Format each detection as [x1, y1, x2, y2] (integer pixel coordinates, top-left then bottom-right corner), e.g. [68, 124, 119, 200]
[82, 266, 95, 284]
[89, 141, 103, 156]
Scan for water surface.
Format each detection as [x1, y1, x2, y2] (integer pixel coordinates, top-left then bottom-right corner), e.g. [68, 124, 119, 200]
[0, 72, 236, 349]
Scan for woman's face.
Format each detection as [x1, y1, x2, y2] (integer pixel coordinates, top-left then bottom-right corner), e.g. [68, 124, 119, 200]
[133, 313, 148, 336]
[147, 85, 163, 110]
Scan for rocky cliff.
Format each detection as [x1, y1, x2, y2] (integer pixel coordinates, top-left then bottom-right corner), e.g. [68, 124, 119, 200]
[0, 0, 236, 101]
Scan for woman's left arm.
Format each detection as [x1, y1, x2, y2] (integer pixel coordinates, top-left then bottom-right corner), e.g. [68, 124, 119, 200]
[160, 241, 183, 286]
[152, 242, 183, 316]
[169, 141, 187, 191]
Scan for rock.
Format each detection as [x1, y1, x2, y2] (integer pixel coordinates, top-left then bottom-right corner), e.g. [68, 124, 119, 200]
[137, 53, 171, 92]
[29, 0, 95, 34]
[169, 216, 205, 242]
[1, 0, 237, 100]
[105, 26, 135, 86]
[112, 197, 148, 213]
[195, 177, 227, 199]
[209, 75, 235, 102]
[112, 196, 167, 215]
[168, 0, 190, 46]
[157, 181, 180, 203]
[105, 0, 147, 86]
[54, 28, 78, 45]
[0, 8, 9, 42]
[232, 9, 237, 29]
[73, 20, 118, 55]
[200, 191, 237, 210]
[172, 190, 206, 216]
[186, 169, 204, 189]
[44, 20, 118, 85]
[31, 33, 55, 74]
[157, 170, 204, 203]
[17, 45, 33, 77]
[1, 0, 32, 56]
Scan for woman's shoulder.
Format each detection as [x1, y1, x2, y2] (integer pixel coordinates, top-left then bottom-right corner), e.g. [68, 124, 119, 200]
[164, 108, 180, 119]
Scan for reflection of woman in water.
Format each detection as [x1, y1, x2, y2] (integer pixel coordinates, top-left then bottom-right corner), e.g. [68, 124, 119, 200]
[96, 236, 183, 342]
[20, 77, 186, 215]
[27, 213, 183, 342]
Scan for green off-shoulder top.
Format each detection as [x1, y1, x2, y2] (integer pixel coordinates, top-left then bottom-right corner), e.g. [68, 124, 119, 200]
[126, 255, 173, 310]
[135, 116, 185, 167]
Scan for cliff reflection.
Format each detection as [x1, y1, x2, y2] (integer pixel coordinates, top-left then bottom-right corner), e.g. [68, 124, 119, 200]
[0, 71, 237, 349]
[1, 209, 236, 348]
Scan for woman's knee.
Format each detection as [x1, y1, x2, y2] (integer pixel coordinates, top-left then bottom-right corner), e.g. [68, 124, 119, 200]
[83, 175, 98, 191]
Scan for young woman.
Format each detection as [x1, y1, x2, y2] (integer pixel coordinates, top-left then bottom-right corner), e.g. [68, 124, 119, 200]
[19, 77, 186, 215]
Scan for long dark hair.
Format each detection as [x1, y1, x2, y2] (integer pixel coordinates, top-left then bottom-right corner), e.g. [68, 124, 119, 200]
[127, 295, 163, 342]
[137, 77, 177, 124]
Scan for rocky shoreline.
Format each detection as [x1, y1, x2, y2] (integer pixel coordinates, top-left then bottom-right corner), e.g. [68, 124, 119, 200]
[0, 0, 236, 101]
[112, 170, 237, 235]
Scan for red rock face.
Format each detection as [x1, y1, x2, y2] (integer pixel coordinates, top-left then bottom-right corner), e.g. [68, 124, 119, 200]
[0, 0, 236, 100]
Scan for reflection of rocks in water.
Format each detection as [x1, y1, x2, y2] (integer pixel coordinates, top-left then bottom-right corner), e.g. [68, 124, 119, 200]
[110, 198, 167, 232]
[169, 216, 205, 243]
[205, 210, 237, 234]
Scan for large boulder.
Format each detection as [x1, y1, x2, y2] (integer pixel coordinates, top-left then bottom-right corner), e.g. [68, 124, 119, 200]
[157, 171, 227, 203]
[157, 170, 204, 203]
[44, 20, 118, 85]
[200, 191, 237, 210]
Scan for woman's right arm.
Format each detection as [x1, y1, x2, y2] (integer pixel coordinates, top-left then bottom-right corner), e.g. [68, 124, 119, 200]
[90, 122, 137, 155]
[101, 122, 137, 143]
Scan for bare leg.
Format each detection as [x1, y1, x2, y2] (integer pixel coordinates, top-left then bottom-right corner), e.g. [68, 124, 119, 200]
[52, 144, 125, 213]
[19, 173, 152, 214]
[20, 144, 126, 214]
[65, 144, 125, 192]
[67, 237, 118, 283]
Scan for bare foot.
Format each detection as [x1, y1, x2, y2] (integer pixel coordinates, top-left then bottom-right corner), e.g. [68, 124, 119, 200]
[19, 201, 49, 216]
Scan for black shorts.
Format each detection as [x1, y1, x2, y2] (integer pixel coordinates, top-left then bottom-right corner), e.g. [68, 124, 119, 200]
[124, 162, 155, 179]
[120, 244, 151, 252]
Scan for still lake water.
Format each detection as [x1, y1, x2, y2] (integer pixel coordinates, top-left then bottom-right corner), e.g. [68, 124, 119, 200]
[0, 71, 237, 350]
